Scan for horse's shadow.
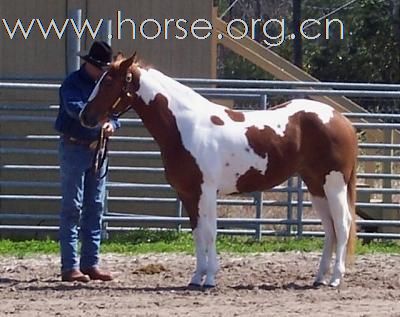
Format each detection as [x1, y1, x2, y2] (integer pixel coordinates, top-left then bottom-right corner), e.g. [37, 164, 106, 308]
[2, 277, 318, 293]
[229, 282, 318, 291]
[0, 277, 21, 284]
[4, 280, 207, 293]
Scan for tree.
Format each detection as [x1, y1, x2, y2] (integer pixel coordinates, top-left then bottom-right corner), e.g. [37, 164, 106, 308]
[216, 0, 399, 112]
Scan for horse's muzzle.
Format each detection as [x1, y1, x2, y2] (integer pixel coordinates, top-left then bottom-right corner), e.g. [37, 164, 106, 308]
[79, 110, 98, 128]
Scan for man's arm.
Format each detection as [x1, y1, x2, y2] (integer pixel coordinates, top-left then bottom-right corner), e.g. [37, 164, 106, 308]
[60, 82, 86, 120]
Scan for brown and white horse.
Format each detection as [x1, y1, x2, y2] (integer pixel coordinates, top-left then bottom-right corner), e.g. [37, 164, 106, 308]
[80, 55, 358, 288]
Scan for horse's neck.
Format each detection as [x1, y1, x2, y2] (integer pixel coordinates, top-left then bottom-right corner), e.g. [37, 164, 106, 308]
[138, 68, 210, 113]
[133, 68, 202, 151]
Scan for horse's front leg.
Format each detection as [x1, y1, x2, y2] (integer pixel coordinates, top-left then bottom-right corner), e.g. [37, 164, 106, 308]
[182, 185, 218, 287]
[200, 184, 218, 287]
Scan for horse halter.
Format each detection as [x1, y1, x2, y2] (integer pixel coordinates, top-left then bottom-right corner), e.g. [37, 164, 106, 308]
[109, 71, 134, 118]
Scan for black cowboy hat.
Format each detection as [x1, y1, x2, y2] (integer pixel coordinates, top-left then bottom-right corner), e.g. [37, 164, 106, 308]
[79, 41, 113, 69]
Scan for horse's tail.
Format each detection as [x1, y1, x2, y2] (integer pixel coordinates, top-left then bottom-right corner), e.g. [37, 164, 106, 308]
[346, 159, 357, 265]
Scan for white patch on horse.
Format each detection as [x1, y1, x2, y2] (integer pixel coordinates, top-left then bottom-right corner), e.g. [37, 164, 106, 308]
[137, 69, 169, 105]
[244, 99, 335, 137]
[88, 72, 107, 103]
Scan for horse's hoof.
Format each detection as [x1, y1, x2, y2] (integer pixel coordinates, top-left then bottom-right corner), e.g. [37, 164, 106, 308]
[328, 278, 341, 288]
[329, 282, 340, 288]
[313, 281, 327, 288]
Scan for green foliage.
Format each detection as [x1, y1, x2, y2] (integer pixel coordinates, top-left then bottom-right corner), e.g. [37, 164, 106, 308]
[303, 0, 400, 83]
[218, 0, 400, 85]
[0, 238, 59, 257]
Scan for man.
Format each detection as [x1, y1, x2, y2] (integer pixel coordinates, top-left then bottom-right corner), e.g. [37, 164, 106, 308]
[55, 41, 120, 282]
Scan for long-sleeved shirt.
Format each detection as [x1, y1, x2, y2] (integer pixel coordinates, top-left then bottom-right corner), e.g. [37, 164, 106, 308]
[54, 65, 121, 141]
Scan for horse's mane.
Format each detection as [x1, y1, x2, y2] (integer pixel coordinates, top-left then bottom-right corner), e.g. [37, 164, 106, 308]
[147, 68, 211, 105]
[113, 54, 211, 106]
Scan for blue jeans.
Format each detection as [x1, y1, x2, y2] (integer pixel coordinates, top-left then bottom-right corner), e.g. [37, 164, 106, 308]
[58, 138, 107, 272]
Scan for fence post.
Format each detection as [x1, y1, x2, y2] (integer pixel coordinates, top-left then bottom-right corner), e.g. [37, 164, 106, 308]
[383, 129, 394, 203]
[253, 93, 268, 240]
[67, 9, 82, 74]
[254, 191, 263, 240]
[99, 19, 112, 46]
[102, 189, 110, 240]
[176, 197, 183, 232]
[286, 177, 293, 236]
[296, 176, 304, 238]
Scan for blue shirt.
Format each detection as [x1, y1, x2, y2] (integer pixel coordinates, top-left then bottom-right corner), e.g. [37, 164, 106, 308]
[54, 65, 121, 141]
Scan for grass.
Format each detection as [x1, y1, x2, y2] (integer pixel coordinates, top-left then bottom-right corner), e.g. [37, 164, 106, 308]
[1, 229, 400, 257]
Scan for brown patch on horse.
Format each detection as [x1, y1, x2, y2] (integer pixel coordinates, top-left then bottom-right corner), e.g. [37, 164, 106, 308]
[130, 91, 203, 229]
[297, 110, 357, 197]
[210, 115, 225, 126]
[236, 167, 267, 192]
[239, 110, 357, 196]
[225, 109, 245, 122]
[237, 118, 300, 192]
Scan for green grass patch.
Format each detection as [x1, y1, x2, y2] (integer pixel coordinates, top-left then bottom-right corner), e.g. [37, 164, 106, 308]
[0, 230, 400, 256]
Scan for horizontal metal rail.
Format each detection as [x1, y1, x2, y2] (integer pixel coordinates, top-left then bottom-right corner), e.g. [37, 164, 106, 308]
[7, 135, 399, 149]
[2, 147, 398, 162]
[3, 80, 400, 91]
[1, 164, 165, 173]
[2, 213, 400, 228]
[2, 165, 400, 181]
[2, 115, 400, 134]
[1, 194, 397, 209]
[177, 78, 400, 91]
[0, 135, 155, 143]
[194, 87, 400, 98]
[2, 224, 400, 239]
[1, 180, 398, 195]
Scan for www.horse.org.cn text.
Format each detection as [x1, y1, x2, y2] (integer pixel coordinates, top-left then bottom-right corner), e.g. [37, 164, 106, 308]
[1, 10, 346, 47]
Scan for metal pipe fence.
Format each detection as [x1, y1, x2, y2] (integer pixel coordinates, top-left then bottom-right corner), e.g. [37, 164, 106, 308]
[0, 80, 399, 239]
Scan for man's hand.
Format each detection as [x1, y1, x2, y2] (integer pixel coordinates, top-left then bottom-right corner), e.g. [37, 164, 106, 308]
[102, 122, 115, 138]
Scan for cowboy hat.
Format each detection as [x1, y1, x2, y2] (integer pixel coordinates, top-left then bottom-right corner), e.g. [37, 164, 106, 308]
[79, 41, 113, 69]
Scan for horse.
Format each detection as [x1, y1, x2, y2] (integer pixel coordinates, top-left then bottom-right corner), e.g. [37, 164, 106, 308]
[79, 54, 358, 288]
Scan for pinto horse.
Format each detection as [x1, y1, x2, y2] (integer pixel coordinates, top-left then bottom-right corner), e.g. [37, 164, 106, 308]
[80, 55, 358, 288]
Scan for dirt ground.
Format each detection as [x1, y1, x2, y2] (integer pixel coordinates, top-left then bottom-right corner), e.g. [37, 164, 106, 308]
[1, 252, 400, 317]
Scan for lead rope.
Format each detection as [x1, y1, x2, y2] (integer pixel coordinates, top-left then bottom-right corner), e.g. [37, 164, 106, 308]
[93, 128, 109, 179]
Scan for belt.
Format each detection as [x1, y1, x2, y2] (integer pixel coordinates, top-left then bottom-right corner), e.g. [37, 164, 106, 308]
[62, 135, 98, 150]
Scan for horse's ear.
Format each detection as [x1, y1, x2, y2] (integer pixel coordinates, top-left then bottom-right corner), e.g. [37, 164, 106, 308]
[119, 54, 135, 72]
[133, 51, 137, 63]
[114, 51, 125, 62]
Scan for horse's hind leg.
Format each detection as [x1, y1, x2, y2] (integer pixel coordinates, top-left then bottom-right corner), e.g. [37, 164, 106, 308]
[311, 195, 336, 286]
[323, 171, 352, 287]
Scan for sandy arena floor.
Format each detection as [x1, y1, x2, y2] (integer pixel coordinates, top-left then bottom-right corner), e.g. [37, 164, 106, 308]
[1, 252, 400, 316]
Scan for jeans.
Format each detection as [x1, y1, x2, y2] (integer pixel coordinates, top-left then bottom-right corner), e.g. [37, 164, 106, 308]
[58, 138, 107, 272]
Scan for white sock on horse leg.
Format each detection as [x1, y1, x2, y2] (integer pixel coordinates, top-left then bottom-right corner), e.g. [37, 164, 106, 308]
[323, 171, 351, 287]
[311, 196, 336, 285]
[190, 227, 207, 285]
